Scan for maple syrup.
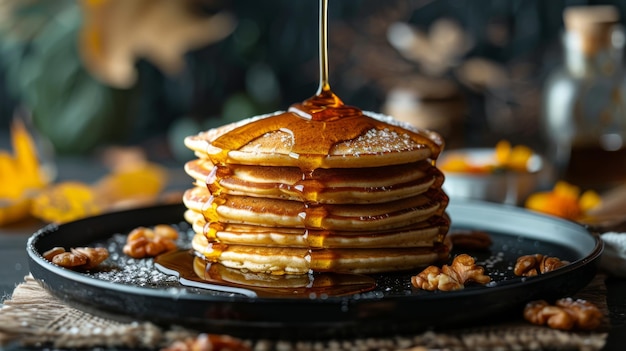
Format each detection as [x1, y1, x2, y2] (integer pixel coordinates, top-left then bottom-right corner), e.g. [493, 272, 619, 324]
[543, 6, 626, 191]
[154, 249, 377, 298]
[563, 144, 626, 190]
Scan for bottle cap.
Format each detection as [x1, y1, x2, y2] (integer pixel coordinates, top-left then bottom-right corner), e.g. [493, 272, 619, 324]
[564, 5, 620, 54]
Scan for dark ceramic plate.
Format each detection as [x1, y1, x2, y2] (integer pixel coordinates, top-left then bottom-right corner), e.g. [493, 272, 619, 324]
[27, 200, 602, 339]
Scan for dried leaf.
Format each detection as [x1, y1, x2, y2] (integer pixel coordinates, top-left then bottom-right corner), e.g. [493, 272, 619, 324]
[0, 151, 21, 199]
[30, 182, 102, 223]
[0, 197, 32, 226]
[11, 118, 47, 190]
[0, 118, 50, 226]
[78, 0, 236, 87]
[95, 162, 168, 205]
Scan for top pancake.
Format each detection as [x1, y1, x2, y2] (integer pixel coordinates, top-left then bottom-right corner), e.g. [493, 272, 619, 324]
[184, 111, 444, 169]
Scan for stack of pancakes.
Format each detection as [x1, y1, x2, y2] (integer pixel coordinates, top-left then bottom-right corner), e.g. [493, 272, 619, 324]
[183, 110, 450, 275]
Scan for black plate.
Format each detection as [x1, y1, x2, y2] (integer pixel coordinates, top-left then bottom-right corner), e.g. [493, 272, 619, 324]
[27, 200, 603, 339]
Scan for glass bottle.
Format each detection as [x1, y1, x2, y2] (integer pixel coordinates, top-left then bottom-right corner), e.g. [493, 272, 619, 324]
[542, 5, 626, 192]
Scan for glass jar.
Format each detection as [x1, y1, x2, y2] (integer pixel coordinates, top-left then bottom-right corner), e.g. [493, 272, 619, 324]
[542, 5, 626, 191]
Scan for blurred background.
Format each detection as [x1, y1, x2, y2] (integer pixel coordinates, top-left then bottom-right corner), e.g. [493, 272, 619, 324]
[0, 0, 625, 189]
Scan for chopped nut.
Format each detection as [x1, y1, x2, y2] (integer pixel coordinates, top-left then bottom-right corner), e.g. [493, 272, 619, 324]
[42, 247, 67, 261]
[556, 298, 604, 330]
[123, 224, 179, 258]
[72, 247, 110, 269]
[46, 247, 109, 270]
[523, 298, 603, 330]
[52, 251, 88, 268]
[448, 230, 492, 250]
[514, 254, 569, 277]
[411, 254, 491, 291]
[160, 333, 250, 351]
[153, 224, 179, 240]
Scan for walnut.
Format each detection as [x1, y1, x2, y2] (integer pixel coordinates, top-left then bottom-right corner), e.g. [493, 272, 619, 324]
[42, 247, 66, 261]
[556, 298, 604, 330]
[411, 254, 491, 291]
[448, 230, 492, 250]
[411, 265, 462, 291]
[514, 254, 569, 277]
[523, 298, 603, 330]
[161, 333, 250, 351]
[44, 247, 109, 270]
[123, 224, 179, 258]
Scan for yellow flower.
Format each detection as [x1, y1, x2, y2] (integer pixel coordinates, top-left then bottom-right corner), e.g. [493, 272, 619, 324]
[525, 181, 601, 221]
[495, 140, 533, 172]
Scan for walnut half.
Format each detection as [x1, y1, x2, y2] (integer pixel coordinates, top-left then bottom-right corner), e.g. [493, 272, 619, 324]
[123, 224, 179, 258]
[411, 254, 491, 291]
[523, 298, 603, 331]
[514, 254, 569, 277]
[43, 246, 109, 270]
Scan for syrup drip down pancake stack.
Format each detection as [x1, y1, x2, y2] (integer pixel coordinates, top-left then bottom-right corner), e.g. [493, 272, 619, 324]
[183, 92, 450, 275]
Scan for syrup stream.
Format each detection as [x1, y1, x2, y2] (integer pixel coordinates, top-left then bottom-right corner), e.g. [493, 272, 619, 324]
[318, 0, 330, 96]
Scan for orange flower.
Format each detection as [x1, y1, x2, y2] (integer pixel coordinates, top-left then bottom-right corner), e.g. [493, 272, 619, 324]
[439, 140, 534, 174]
[525, 181, 601, 221]
[495, 140, 533, 172]
[439, 155, 493, 174]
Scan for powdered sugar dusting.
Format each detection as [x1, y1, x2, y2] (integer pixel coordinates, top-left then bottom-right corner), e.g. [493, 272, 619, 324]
[84, 227, 192, 287]
[333, 126, 424, 155]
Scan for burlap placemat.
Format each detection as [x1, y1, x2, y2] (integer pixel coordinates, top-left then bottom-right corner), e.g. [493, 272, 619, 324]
[0, 274, 609, 351]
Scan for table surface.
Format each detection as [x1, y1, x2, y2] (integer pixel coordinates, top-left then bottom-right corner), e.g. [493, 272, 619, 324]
[1, 155, 626, 351]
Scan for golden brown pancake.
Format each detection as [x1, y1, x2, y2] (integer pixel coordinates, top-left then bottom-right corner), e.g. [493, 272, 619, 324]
[184, 111, 443, 169]
[184, 209, 448, 249]
[192, 233, 447, 275]
[185, 158, 443, 204]
[183, 185, 447, 231]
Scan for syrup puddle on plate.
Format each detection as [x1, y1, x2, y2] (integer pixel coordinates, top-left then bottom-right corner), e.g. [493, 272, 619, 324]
[154, 249, 376, 298]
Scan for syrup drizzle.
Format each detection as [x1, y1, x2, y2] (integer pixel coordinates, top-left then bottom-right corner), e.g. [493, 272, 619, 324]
[201, 160, 444, 204]
[154, 250, 376, 298]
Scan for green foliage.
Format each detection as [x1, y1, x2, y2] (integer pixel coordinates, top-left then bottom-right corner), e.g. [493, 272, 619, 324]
[0, 1, 133, 154]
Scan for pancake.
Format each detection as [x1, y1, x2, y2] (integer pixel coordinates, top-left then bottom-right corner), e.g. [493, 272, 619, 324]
[185, 158, 443, 204]
[184, 111, 443, 169]
[183, 185, 447, 231]
[184, 209, 448, 249]
[192, 233, 447, 275]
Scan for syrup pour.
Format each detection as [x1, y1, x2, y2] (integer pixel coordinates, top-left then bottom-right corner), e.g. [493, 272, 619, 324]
[208, 0, 442, 172]
[288, 0, 361, 122]
[154, 250, 377, 298]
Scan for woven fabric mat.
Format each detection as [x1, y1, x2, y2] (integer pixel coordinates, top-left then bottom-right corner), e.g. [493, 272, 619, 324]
[0, 274, 610, 351]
